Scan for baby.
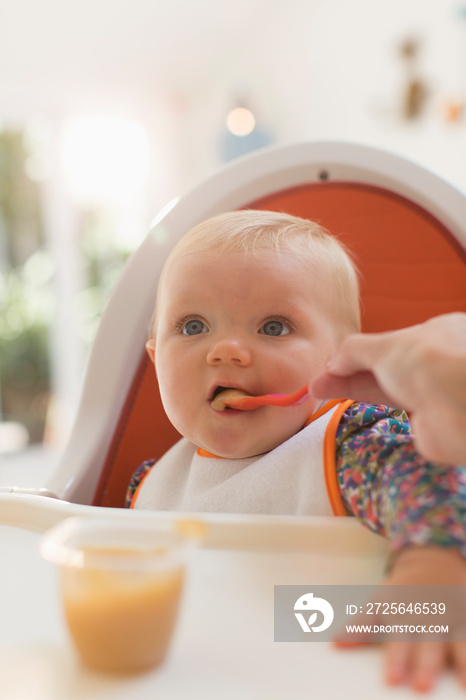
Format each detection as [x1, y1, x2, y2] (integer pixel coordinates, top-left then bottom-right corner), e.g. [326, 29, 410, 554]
[127, 210, 466, 690]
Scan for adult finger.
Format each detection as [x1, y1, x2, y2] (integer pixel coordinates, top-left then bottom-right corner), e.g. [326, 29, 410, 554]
[326, 333, 391, 376]
[311, 371, 399, 407]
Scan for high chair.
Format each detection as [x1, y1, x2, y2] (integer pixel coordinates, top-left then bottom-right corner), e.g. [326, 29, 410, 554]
[5, 141, 466, 517]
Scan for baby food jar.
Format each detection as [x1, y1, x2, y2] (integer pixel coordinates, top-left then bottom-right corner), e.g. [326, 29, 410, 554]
[41, 516, 188, 674]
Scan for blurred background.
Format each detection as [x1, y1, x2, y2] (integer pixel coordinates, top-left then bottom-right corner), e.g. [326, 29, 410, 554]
[1, 0, 465, 458]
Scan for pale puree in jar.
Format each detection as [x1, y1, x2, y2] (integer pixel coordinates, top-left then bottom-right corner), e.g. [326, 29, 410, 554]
[40, 518, 189, 675]
[61, 546, 184, 674]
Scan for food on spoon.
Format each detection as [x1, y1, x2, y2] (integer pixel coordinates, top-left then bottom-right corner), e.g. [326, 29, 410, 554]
[211, 388, 249, 411]
[211, 383, 311, 412]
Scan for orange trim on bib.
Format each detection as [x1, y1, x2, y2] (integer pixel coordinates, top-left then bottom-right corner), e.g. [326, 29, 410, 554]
[196, 447, 226, 459]
[304, 398, 346, 427]
[323, 399, 354, 516]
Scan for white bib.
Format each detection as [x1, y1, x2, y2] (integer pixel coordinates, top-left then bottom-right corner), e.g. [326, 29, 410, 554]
[133, 402, 344, 515]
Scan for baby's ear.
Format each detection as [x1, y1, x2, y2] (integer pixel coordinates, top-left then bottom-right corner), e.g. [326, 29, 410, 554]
[145, 339, 156, 364]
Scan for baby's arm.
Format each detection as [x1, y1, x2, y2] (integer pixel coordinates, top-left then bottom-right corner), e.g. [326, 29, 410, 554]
[335, 403, 466, 690]
[336, 403, 466, 556]
[125, 458, 157, 508]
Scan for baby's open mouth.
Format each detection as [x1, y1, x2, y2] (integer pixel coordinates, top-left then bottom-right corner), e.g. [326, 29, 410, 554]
[212, 386, 228, 400]
[211, 386, 251, 411]
[211, 383, 311, 411]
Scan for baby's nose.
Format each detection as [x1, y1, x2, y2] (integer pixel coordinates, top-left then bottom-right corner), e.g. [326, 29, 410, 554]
[206, 337, 252, 367]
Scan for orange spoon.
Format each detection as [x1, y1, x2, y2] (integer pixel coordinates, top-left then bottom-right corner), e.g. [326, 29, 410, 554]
[211, 383, 311, 412]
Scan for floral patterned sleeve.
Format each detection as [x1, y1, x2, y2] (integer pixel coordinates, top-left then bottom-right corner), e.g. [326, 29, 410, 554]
[336, 403, 466, 556]
[125, 458, 157, 508]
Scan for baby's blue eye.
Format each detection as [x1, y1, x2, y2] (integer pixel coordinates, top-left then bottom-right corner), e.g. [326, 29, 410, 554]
[182, 319, 208, 336]
[260, 320, 291, 336]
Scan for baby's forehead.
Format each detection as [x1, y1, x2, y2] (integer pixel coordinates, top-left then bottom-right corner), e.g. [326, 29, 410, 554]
[159, 247, 336, 310]
[159, 247, 334, 312]
[164, 244, 319, 274]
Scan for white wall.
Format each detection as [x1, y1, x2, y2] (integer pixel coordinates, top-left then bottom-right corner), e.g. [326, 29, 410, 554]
[1, 0, 465, 203]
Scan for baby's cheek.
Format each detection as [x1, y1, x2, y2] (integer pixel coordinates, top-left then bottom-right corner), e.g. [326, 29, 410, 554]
[165, 396, 200, 440]
[274, 406, 315, 443]
[161, 397, 185, 430]
[157, 382, 182, 427]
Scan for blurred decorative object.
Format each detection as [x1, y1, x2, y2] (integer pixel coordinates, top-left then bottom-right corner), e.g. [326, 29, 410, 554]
[442, 98, 464, 123]
[398, 37, 430, 121]
[451, 4, 466, 125]
[219, 99, 273, 163]
[226, 107, 256, 136]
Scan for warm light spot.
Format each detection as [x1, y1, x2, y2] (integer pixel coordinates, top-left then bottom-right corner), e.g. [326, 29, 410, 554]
[226, 107, 256, 136]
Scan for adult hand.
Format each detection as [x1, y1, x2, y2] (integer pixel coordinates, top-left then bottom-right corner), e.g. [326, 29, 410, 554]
[312, 313, 466, 465]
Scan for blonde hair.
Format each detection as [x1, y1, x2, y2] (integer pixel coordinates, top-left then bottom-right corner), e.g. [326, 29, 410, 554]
[151, 209, 360, 337]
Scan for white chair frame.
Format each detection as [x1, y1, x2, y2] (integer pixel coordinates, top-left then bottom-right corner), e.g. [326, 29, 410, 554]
[41, 140, 466, 505]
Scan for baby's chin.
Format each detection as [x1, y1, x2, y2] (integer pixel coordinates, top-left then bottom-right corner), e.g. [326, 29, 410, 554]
[212, 447, 268, 460]
[180, 414, 304, 459]
[196, 435, 287, 460]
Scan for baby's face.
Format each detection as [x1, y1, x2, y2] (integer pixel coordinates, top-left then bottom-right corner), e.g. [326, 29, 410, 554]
[153, 249, 340, 459]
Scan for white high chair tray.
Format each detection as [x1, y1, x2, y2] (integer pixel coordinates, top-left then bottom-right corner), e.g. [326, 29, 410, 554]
[1, 463, 464, 697]
[0, 490, 390, 554]
[0, 516, 463, 700]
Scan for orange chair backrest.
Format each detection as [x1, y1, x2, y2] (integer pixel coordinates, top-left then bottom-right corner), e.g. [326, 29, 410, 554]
[93, 182, 466, 508]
